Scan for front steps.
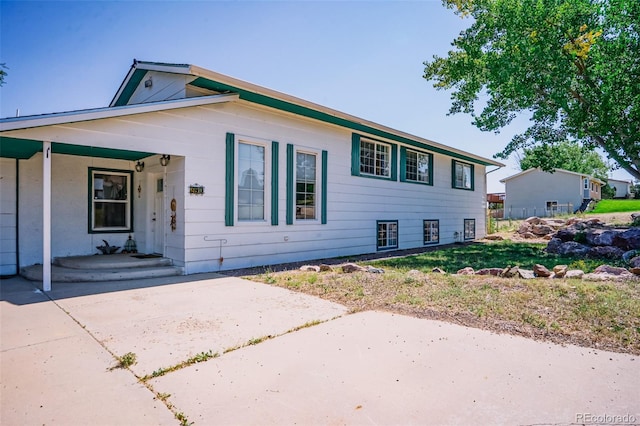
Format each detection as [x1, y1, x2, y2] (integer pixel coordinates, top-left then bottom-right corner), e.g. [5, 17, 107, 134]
[21, 253, 182, 283]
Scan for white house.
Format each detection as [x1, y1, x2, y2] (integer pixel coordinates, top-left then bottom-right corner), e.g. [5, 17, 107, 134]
[500, 168, 603, 219]
[606, 178, 633, 199]
[0, 60, 503, 284]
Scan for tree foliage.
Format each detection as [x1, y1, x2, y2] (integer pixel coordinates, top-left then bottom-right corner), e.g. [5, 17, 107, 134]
[0, 63, 7, 87]
[424, 0, 640, 180]
[518, 140, 610, 179]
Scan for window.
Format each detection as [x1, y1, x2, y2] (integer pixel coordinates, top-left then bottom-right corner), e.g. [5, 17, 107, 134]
[360, 138, 391, 178]
[401, 148, 433, 185]
[296, 152, 316, 220]
[546, 201, 558, 214]
[237, 142, 265, 221]
[377, 220, 398, 250]
[89, 169, 132, 233]
[423, 220, 439, 244]
[452, 160, 474, 190]
[464, 219, 476, 240]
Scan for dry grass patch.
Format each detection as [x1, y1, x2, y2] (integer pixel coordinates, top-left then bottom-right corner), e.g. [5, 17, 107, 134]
[248, 269, 640, 355]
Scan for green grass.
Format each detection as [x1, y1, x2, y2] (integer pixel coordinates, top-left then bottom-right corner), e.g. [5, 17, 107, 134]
[589, 199, 640, 214]
[368, 240, 621, 273]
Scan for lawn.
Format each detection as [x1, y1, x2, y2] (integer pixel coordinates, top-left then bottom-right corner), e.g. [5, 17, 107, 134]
[589, 199, 640, 214]
[246, 241, 640, 355]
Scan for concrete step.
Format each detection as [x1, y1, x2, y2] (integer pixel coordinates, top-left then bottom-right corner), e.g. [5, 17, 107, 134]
[54, 253, 172, 270]
[21, 263, 183, 283]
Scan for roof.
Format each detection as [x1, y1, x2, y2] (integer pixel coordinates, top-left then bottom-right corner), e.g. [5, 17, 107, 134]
[500, 168, 604, 185]
[110, 60, 504, 167]
[1, 59, 503, 167]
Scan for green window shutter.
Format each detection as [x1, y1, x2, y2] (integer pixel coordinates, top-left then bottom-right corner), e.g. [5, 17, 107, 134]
[225, 132, 235, 226]
[451, 159, 456, 189]
[351, 134, 360, 176]
[271, 141, 279, 226]
[286, 143, 294, 225]
[321, 150, 328, 224]
[399, 146, 407, 182]
[428, 153, 434, 185]
[470, 163, 475, 191]
[390, 144, 398, 181]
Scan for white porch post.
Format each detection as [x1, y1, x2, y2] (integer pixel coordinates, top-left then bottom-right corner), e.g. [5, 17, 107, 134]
[43, 141, 51, 292]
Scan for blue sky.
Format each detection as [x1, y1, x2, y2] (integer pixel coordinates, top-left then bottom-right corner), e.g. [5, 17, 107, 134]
[1, 1, 633, 191]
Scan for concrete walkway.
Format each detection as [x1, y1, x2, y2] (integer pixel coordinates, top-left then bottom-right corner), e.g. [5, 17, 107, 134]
[2, 274, 639, 425]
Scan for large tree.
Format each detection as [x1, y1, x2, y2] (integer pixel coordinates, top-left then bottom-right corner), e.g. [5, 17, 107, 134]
[518, 140, 611, 179]
[424, 0, 640, 180]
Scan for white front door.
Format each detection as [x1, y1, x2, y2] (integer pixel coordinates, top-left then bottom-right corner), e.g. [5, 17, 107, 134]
[152, 175, 165, 254]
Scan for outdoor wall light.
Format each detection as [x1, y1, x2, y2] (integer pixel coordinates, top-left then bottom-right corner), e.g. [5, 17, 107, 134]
[144, 77, 153, 88]
[160, 155, 171, 167]
[135, 161, 145, 172]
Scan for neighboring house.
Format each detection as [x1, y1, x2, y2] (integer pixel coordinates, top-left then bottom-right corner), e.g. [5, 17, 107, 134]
[606, 178, 633, 199]
[487, 193, 505, 218]
[500, 168, 602, 219]
[0, 60, 503, 280]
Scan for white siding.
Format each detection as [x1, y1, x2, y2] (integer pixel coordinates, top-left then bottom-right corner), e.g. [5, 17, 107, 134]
[0, 158, 17, 275]
[504, 169, 582, 219]
[6, 100, 488, 273]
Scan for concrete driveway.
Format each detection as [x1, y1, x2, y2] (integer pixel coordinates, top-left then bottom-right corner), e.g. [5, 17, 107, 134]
[2, 274, 638, 425]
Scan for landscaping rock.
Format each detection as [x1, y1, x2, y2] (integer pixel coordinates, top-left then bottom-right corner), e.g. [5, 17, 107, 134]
[557, 242, 590, 256]
[525, 216, 543, 225]
[475, 268, 503, 276]
[553, 265, 568, 278]
[565, 270, 585, 279]
[342, 263, 366, 273]
[523, 232, 537, 239]
[533, 264, 552, 277]
[622, 250, 640, 263]
[532, 224, 555, 236]
[545, 238, 563, 254]
[300, 265, 320, 272]
[586, 230, 618, 246]
[456, 267, 475, 275]
[555, 227, 579, 242]
[612, 228, 640, 251]
[587, 246, 625, 259]
[518, 269, 536, 279]
[366, 266, 385, 274]
[630, 256, 640, 268]
[501, 266, 520, 278]
[630, 267, 640, 276]
[593, 265, 630, 276]
[431, 267, 446, 274]
[319, 264, 333, 272]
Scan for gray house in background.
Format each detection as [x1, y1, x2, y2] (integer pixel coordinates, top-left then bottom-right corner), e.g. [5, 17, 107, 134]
[501, 168, 602, 219]
[606, 178, 633, 198]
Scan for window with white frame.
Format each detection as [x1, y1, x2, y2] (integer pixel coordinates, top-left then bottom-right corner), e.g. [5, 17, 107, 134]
[89, 169, 132, 233]
[377, 220, 398, 250]
[296, 151, 316, 220]
[360, 138, 391, 178]
[423, 220, 439, 244]
[464, 219, 476, 240]
[453, 160, 474, 190]
[405, 149, 432, 184]
[546, 201, 558, 213]
[237, 142, 266, 221]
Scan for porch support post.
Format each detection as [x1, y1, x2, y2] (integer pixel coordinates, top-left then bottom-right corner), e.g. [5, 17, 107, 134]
[43, 141, 52, 292]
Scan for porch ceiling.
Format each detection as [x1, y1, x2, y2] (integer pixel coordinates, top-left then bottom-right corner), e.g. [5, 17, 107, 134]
[0, 137, 154, 160]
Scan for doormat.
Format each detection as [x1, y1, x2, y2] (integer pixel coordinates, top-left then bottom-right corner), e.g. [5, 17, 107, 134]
[132, 254, 162, 259]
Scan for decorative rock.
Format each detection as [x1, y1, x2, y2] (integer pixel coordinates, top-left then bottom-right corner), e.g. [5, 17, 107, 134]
[518, 269, 535, 279]
[531, 224, 554, 235]
[557, 242, 590, 256]
[564, 270, 584, 279]
[587, 246, 625, 259]
[593, 265, 630, 276]
[555, 228, 579, 242]
[342, 263, 366, 273]
[525, 216, 543, 225]
[622, 250, 640, 263]
[631, 267, 640, 276]
[300, 265, 320, 272]
[630, 256, 640, 268]
[612, 228, 640, 251]
[553, 265, 568, 278]
[533, 264, 552, 277]
[456, 267, 475, 275]
[431, 267, 446, 274]
[501, 266, 520, 278]
[366, 266, 385, 274]
[545, 238, 563, 253]
[523, 232, 537, 239]
[475, 268, 503, 276]
[319, 264, 333, 272]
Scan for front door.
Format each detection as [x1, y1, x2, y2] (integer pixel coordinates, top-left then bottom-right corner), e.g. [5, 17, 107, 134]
[152, 175, 165, 254]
